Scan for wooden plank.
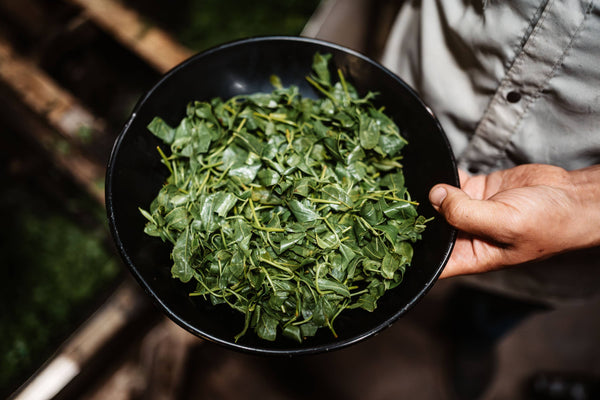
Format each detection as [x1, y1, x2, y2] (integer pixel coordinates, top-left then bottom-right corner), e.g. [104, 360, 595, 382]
[0, 34, 106, 204]
[0, 34, 105, 141]
[0, 3, 198, 399]
[65, 0, 194, 73]
[12, 280, 154, 400]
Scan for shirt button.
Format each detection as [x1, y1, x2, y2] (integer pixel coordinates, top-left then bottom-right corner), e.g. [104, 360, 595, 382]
[468, 165, 480, 174]
[506, 91, 522, 103]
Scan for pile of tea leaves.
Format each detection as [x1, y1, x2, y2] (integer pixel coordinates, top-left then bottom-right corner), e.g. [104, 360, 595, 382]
[140, 53, 428, 342]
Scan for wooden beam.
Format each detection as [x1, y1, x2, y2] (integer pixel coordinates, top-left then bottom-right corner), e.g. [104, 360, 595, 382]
[0, 34, 105, 141]
[0, 33, 106, 204]
[65, 0, 194, 73]
[12, 281, 155, 400]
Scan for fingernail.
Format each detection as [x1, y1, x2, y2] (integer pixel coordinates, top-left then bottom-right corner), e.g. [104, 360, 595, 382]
[429, 186, 447, 207]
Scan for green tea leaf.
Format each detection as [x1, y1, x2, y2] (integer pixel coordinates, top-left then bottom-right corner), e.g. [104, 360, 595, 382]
[171, 227, 195, 283]
[256, 311, 279, 341]
[257, 168, 281, 187]
[321, 184, 353, 211]
[311, 52, 332, 87]
[359, 113, 380, 150]
[381, 252, 402, 280]
[165, 206, 189, 231]
[140, 52, 429, 344]
[288, 199, 319, 223]
[148, 117, 175, 144]
[317, 278, 350, 297]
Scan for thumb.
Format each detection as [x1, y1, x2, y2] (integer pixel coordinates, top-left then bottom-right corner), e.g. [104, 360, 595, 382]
[429, 184, 511, 240]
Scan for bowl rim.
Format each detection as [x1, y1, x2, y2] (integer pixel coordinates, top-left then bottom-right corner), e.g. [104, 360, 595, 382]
[105, 35, 458, 356]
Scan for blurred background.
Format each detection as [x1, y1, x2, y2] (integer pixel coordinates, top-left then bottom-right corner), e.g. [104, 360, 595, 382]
[2, 1, 599, 399]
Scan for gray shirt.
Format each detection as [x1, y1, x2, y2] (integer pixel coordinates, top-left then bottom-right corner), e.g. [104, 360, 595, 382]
[381, 0, 600, 304]
[383, 0, 600, 174]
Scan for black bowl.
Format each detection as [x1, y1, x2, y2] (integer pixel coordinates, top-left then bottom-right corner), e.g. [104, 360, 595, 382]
[106, 36, 458, 355]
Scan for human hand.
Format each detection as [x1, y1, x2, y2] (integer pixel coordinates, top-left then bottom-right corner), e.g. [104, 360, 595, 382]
[429, 164, 600, 278]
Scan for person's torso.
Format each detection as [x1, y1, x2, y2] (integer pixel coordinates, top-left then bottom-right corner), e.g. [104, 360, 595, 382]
[383, 0, 600, 175]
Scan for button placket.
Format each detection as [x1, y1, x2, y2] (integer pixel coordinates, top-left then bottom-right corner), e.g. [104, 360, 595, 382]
[457, 0, 592, 173]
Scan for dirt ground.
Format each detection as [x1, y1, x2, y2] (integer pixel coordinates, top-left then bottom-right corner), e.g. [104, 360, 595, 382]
[76, 278, 600, 400]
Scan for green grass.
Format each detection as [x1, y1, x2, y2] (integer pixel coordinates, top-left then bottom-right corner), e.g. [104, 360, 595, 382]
[0, 1, 321, 395]
[179, 0, 321, 51]
[125, 0, 321, 51]
[0, 184, 120, 396]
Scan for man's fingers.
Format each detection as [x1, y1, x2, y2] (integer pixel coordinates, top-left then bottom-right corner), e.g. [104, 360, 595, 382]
[439, 235, 508, 278]
[457, 168, 470, 186]
[429, 184, 514, 241]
